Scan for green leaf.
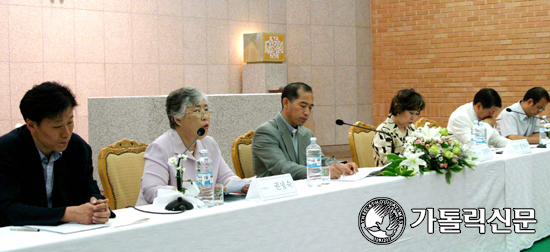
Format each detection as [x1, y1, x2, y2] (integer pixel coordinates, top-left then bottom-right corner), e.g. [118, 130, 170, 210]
[461, 161, 475, 170]
[402, 170, 415, 177]
[385, 158, 403, 169]
[445, 171, 452, 184]
[397, 166, 405, 174]
[382, 167, 395, 173]
[449, 165, 463, 173]
[387, 153, 400, 160]
[381, 170, 397, 176]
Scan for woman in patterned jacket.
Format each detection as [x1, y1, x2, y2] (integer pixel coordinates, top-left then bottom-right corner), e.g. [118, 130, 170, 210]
[373, 89, 426, 166]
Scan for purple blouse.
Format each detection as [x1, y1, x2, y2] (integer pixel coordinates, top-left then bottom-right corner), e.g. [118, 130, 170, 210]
[136, 129, 238, 206]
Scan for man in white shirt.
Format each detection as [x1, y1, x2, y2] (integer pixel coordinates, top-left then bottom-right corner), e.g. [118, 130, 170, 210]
[447, 88, 508, 147]
[496, 87, 549, 144]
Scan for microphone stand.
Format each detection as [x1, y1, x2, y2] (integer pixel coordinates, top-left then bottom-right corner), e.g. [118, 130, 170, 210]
[505, 109, 547, 148]
[505, 108, 544, 121]
[176, 128, 206, 195]
[167, 128, 206, 212]
[177, 128, 206, 167]
[336, 120, 395, 153]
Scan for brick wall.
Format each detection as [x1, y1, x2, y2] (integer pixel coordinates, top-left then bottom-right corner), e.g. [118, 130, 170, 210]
[371, 0, 550, 127]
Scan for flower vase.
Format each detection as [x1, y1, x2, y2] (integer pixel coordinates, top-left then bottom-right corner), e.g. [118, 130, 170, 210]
[176, 171, 183, 192]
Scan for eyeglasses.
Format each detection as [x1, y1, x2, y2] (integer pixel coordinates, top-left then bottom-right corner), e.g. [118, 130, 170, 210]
[186, 109, 214, 118]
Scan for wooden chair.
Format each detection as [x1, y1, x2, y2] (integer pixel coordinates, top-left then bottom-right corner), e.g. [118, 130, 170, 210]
[348, 121, 376, 168]
[415, 118, 441, 128]
[98, 139, 148, 210]
[231, 130, 255, 179]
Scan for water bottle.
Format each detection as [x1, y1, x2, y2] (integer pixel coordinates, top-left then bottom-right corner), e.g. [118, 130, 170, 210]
[539, 117, 548, 147]
[196, 149, 214, 208]
[471, 122, 478, 146]
[476, 121, 488, 145]
[306, 137, 322, 187]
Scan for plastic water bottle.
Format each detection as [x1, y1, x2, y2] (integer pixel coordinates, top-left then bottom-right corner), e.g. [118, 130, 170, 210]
[471, 123, 478, 146]
[539, 117, 548, 147]
[306, 137, 322, 187]
[196, 149, 214, 208]
[476, 121, 488, 145]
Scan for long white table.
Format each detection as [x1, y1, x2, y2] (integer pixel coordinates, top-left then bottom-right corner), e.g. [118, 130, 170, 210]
[503, 148, 550, 251]
[1, 148, 549, 252]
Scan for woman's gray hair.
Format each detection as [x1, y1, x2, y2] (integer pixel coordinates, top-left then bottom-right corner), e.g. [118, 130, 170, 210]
[166, 87, 207, 129]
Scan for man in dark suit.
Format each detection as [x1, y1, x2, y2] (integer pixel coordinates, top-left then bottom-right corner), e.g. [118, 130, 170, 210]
[0, 82, 114, 227]
[252, 82, 358, 180]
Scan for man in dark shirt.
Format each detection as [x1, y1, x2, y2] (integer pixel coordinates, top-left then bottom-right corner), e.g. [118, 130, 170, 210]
[0, 82, 113, 227]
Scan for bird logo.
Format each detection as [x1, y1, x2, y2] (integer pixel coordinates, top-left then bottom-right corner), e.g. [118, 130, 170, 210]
[358, 197, 406, 245]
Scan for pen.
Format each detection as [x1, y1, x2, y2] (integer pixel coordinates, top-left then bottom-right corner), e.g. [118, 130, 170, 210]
[114, 218, 150, 228]
[10, 227, 40, 232]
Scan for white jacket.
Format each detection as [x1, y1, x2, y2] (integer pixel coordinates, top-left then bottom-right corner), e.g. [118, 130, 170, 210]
[447, 103, 508, 148]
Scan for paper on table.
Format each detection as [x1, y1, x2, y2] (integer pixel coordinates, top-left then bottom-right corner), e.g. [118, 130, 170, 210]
[337, 163, 391, 182]
[25, 222, 109, 234]
[226, 178, 253, 193]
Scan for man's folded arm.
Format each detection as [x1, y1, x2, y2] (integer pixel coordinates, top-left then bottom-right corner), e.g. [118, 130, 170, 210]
[0, 171, 66, 226]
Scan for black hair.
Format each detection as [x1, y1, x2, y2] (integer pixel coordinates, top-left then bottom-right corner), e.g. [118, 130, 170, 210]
[389, 88, 426, 116]
[281, 82, 313, 109]
[473, 88, 502, 108]
[19, 82, 77, 125]
[523, 87, 550, 104]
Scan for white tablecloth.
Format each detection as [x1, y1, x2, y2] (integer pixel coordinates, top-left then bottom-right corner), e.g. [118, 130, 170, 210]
[502, 148, 550, 251]
[0, 149, 548, 252]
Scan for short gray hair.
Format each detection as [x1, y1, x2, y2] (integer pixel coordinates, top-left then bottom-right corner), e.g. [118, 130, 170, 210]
[166, 87, 207, 129]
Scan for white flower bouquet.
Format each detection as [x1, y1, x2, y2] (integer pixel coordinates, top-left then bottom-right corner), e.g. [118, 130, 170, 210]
[382, 123, 477, 184]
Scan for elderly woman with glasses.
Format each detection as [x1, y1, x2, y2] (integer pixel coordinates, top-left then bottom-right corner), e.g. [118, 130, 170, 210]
[136, 87, 248, 206]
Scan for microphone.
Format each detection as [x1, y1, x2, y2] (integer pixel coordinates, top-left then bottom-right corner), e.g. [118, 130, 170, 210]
[505, 108, 549, 148]
[505, 108, 529, 116]
[177, 128, 206, 167]
[170, 128, 206, 211]
[335, 119, 391, 137]
[336, 119, 395, 152]
[505, 108, 546, 122]
[505, 107, 542, 118]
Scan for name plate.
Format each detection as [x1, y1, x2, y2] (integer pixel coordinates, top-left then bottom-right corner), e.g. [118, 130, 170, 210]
[505, 139, 532, 155]
[246, 174, 298, 201]
[472, 144, 494, 162]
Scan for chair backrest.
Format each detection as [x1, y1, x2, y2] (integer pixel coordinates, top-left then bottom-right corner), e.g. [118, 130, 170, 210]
[415, 118, 441, 128]
[98, 139, 148, 210]
[348, 121, 376, 168]
[231, 130, 255, 179]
